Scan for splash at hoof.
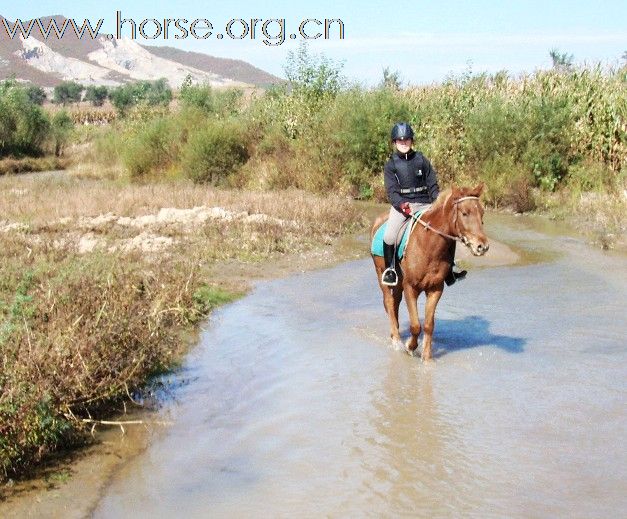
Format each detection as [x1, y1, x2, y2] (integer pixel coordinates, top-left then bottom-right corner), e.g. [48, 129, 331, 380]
[390, 338, 404, 351]
[405, 345, 419, 357]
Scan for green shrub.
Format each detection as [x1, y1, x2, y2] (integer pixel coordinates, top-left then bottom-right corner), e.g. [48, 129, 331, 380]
[0, 80, 50, 157]
[465, 98, 527, 163]
[566, 160, 619, 194]
[479, 155, 536, 212]
[181, 120, 249, 184]
[179, 76, 243, 116]
[49, 110, 74, 156]
[523, 95, 575, 191]
[122, 117, 180, 178]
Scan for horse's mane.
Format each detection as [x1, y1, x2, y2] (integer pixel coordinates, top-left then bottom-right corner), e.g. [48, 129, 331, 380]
[426, 188, 451, 213]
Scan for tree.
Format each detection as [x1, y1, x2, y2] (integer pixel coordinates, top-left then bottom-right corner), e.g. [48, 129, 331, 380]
[283, 42, 346, 101]
[0, 80, 50, 156]
[49, 110, 74, 156]
[25, 85, 46, 105]
[84, 85, 108, 106]
[146, 78, 173, 106]
[53, 81, 84, 105]
[549, 48, 574, 72]
[109, 79, 172, 114]
[380, 67, 402, 90]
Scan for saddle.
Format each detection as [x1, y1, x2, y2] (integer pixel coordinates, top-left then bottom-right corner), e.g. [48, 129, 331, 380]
[371, 212, 424, 259]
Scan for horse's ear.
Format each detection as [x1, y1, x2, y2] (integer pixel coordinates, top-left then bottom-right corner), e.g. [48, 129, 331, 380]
[451, 184, 461, 199]
[470, 182, 485, 197]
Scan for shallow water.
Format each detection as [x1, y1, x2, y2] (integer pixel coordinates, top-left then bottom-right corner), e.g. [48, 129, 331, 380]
[87, 215, 627, 518]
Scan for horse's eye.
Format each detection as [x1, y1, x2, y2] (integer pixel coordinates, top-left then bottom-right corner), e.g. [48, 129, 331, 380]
[462, 212, 468, 217]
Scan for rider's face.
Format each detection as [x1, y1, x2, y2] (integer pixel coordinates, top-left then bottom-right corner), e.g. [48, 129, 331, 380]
[394, 138, 412, 154]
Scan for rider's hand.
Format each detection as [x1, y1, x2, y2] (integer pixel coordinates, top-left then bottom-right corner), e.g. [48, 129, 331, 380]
[399, 202, 412, 217]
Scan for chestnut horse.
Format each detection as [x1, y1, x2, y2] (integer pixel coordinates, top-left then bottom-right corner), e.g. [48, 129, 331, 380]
[371, 184, 489, 360]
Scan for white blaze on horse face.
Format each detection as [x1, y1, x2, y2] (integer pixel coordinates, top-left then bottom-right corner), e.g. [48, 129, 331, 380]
[458, 199, 488, 255]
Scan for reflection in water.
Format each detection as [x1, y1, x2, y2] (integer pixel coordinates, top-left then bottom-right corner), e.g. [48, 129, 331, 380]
[366, 363, 452, 515]
[93, 226, 627, 518]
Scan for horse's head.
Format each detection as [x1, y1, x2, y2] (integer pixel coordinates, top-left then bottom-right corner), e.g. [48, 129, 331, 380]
[451, 184, 489, 256]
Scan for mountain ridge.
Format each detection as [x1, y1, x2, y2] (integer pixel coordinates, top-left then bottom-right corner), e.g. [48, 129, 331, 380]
[0, 14, 281, 88]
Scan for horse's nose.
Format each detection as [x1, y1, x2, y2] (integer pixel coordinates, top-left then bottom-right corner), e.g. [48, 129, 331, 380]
[477, 242, 489, 254]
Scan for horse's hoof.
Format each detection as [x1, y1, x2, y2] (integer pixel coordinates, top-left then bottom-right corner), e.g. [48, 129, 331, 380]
[405, 346, 419, 357]
[421, 350, 434, 362]
[391, 338, 404, 351]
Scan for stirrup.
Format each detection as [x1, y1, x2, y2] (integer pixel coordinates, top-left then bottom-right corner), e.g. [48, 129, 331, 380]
[381, 267, 398, 287]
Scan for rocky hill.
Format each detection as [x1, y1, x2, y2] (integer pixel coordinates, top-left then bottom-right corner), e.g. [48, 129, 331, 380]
[0, 14, 281, 88]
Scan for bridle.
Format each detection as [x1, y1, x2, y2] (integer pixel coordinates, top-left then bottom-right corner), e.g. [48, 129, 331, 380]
[410, 195, 481, 244]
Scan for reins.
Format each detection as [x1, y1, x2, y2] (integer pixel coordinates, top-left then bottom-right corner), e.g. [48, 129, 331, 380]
[409, 195, 480, 243]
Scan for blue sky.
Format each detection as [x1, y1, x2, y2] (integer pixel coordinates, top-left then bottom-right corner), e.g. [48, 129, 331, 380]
[2, 1, 626, 86]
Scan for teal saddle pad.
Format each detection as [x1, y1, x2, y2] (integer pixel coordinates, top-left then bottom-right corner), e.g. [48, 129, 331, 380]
[371, 214, 422, 259]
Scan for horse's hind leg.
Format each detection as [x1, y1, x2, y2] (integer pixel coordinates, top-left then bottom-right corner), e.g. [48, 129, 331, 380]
[422, 289, 443, 360]
[403, 284, 421, 356]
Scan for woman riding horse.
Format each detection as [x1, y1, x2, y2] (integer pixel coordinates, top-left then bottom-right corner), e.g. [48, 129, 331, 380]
[381, 122, 466, 287]
[372, 181, 489, 360]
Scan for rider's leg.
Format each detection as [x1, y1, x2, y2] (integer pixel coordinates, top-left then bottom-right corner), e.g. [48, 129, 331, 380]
[382, 242, 398, 286]
[444, 241, 468, 286]
[382, 207, 406, 286]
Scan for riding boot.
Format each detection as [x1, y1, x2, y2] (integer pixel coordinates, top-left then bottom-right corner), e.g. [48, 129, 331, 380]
[445, 242, 467, 286]
[445, 262, 468, 286]
[381, 242, 398, 286]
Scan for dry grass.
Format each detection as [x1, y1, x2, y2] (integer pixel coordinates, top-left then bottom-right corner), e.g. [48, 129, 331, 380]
[0, 174, 366, 482]
[537, 189, 627, 249]
[0, 175, 353, 228]
[0, 157, 69, 176]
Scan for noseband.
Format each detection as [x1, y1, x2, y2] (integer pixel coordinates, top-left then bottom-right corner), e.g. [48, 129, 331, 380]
[410, 195, 480, 243]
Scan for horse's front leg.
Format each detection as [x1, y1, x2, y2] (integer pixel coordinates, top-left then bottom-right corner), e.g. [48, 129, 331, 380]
[422, 288, 443, 360]
[403, 284, 421, 356]
[382, 284, 403, 343]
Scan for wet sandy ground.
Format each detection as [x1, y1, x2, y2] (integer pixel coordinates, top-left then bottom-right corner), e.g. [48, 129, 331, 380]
[3, 212, 626, 518]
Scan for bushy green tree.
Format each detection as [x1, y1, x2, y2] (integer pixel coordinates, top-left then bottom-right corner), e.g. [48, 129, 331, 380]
[0, 80, 50, 157]
[84, 85, 108, 106]
[53, 81, 84, 105]
[25, 85, 46, 105]
[109, 79, 172, 114]
[284, 42, 346, 102]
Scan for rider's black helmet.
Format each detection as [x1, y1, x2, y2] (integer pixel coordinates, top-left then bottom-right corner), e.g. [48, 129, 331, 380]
[391, 122, 414, 141]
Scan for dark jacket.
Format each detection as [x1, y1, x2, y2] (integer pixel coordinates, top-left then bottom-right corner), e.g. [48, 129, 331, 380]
[384, 149, 440, 212]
